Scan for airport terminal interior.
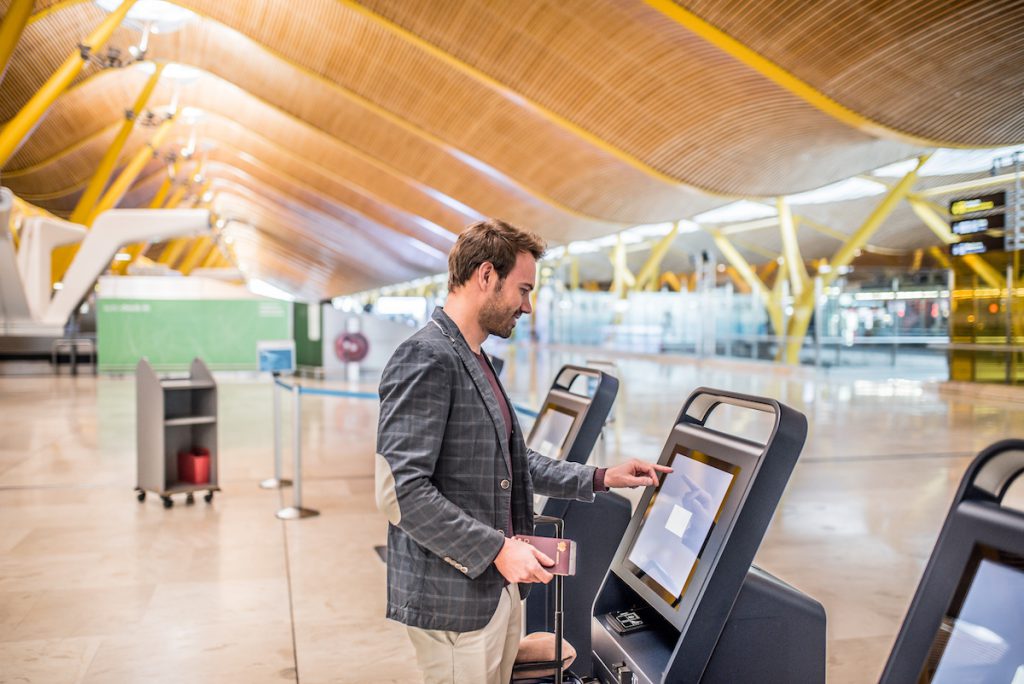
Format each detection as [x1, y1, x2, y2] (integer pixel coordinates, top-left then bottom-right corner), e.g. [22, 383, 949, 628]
[1, 1, 1023, 683]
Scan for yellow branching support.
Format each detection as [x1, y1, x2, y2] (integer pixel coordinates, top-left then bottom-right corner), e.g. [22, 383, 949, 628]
[777, 197, 809, 296]
[157, 238, 190, 268]
[0, 0, 33, 86]
[70, 63, 164, 224]
[0, 0, 137, 167]
[178, 236, 213, 275]
[780, 155, 931, 363]
[633, 222, 680, 292]
[608, 234, 635, 298]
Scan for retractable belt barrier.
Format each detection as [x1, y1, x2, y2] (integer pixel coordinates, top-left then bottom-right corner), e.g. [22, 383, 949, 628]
[262, 378, 538, 520]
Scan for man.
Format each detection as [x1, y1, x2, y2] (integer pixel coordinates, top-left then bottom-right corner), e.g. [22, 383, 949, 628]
[375, 218, 669, 684]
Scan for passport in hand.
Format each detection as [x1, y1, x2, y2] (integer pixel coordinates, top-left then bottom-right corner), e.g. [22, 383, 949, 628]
[515, 534, 577, 576]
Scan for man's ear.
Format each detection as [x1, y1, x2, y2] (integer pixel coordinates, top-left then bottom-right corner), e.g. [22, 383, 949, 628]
[478, 261, 494, 289]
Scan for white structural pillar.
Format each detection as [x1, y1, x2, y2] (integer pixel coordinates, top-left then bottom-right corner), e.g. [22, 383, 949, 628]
[0, 188, 34, 333]
[16, 215, 86, 320]
[43, 209, 210, 327]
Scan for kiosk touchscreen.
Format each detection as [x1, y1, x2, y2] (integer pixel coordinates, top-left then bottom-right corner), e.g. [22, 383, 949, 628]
[591, 388, 825, 684]
[881, 439, 1024, 684]
[528, 403, 579, 461]
[623, 446, 738, 605]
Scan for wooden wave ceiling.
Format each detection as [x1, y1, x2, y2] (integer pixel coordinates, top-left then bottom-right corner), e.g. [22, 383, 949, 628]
[1, 0, 1022, 297]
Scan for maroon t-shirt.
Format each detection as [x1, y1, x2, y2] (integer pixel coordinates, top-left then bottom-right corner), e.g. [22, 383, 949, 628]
[472, 351, 512, 441]
[473, 351, 514, 539]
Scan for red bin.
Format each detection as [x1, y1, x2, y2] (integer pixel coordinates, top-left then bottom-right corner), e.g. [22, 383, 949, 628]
[177, 447, 211, 484]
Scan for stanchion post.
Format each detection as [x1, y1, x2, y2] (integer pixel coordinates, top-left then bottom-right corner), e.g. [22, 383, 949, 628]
[260, 374, 292, 489]
[277, 382, 319, 520]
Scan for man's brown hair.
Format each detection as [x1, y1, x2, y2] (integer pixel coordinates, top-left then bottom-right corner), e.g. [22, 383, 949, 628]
[447, 219, 546, 291]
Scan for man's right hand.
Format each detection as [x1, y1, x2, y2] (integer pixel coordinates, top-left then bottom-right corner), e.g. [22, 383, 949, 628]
[493, 537, 554, 584]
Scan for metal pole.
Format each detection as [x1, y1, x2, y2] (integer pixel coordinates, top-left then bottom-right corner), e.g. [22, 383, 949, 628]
[1007, 264, 1014, 385]
[260, 376, 292, 489]
[277, 382, 319, 519]
[554, 572, 563, 684]
[813, 276, 823, 369]
[892, 277, 900, 367]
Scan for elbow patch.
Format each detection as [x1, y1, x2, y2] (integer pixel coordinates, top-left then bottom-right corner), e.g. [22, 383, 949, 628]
[374, 453, 401, 525]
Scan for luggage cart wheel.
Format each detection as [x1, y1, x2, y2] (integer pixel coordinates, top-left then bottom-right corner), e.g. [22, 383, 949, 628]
[186, 493, 195, 505]
[162, 495, 173, 509]
[204, 491, 214, 504]
[137, 490, 146, 502]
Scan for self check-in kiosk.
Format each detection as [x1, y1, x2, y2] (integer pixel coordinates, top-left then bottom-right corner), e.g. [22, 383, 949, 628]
[526, 365, 618, 466]
[523, 365, 628, 677]
[590, 388, 825, 684]
[881, 439, 1024, 684]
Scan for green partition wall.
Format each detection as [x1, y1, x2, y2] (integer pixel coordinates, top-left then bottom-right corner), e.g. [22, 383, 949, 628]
[97, 298, 292, 372]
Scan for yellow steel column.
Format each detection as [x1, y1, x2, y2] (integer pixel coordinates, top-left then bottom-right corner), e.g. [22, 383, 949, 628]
[609, 234, 635, 298]
[633, 222, 680, 291]
[777, 197, 809, 296]
[110, 162, 179, 275]
[0, 0, 137, 166]
[148, 160, 179, 209]
[908, 197, 1004, 289]
[163, 184, 189, 210]
[157, 238, 190, 267]
[53, 117, 173, 283]
[198, 242, 223, 269]
[0, 0, 33, 86]
[781, 155, 931, 363]
[711, 229, 783, 339]
[928, 245, 953, 270]
[177, 236, 213, 274]
[86, 117, 174, 224]
[70, 63, 165, 224]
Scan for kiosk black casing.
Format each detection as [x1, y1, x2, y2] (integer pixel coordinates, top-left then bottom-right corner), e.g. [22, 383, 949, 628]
[590, 388, 823, 683]
[881, 438, 1024, 683]
[523, 365, 626, 677]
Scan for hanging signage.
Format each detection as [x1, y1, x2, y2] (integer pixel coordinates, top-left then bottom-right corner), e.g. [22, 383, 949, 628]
[951, 212, 1006, 236]
[949, 235, 1004, 257]
[949, 191, 1006, 217]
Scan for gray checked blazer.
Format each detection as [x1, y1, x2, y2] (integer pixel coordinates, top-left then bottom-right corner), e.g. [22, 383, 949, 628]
[375, 307, 598, 632]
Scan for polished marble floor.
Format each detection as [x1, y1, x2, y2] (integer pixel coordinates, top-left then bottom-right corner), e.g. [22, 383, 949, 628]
[1, 347, 1023, 683]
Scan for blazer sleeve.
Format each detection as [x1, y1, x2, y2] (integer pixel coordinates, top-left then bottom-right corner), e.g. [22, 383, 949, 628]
[526, 447, 597, 501]
[376, 338, 505, 579]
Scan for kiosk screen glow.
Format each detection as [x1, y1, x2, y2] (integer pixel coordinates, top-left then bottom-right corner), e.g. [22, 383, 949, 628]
[628, 449, 735, 599]
[928, 556, 1024, 683]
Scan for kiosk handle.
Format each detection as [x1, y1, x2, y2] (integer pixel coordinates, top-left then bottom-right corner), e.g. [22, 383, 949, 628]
[680, 386, 779, 425]
[955, 438, 1024, 505]
[551, 365, 613, 399]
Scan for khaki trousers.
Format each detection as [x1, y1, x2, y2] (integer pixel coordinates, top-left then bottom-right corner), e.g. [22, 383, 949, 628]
[407, 583, 522, 684]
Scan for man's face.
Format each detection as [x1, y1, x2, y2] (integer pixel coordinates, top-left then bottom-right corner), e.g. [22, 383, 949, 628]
[479, 252, 536, 339]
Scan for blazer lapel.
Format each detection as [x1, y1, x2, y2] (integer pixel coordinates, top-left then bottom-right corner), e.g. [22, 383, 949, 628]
[431, 310, 512, 475]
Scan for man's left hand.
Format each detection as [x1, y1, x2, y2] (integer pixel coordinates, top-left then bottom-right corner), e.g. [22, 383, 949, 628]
[604, 459, 672, 488]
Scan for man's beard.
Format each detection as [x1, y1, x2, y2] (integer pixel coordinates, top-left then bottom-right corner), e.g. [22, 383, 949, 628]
[479, 289, 520, 339]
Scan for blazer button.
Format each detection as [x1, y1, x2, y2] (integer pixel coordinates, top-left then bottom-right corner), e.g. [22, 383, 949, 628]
[499, 479, 510, 490]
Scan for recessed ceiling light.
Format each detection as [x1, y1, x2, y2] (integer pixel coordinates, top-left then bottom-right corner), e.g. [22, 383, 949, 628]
[95, 0, 196, 34]
[786, 177, 886, 205]
[134, 61, 202, 84]
[693, 200, 776, 224]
